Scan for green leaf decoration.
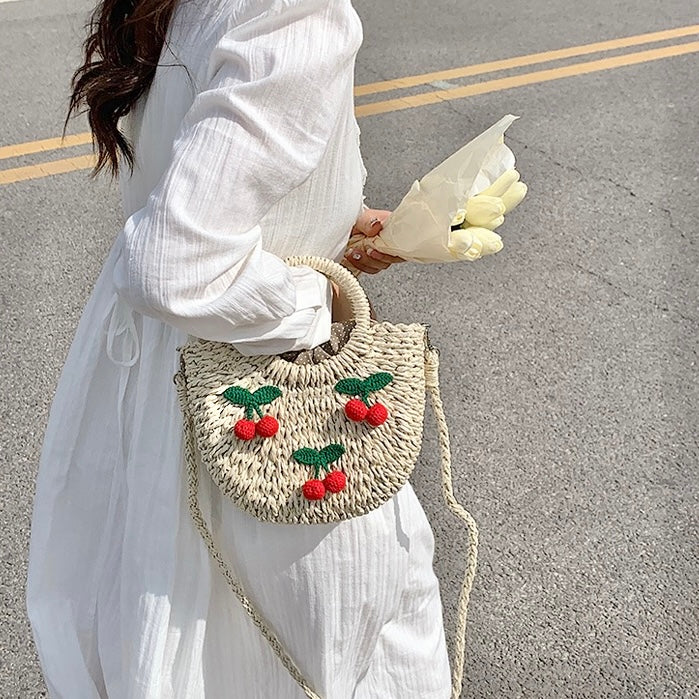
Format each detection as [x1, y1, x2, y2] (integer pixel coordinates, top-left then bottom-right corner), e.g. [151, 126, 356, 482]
[252, 385, 282, 406]
[223, 386, 254, 407]
[362, 372, 393, 393]
[292, 448, 322, 466]
[336, 374, 393, 399]
[319, 443, 345, 466]
[335, 378, 364, 396]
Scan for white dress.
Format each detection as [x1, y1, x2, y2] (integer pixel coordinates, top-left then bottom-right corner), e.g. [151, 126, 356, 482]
[26, 0, 452, 696]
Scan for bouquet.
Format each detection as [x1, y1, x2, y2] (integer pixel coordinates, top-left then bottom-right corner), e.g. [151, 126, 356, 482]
[370, 114, 527, 263]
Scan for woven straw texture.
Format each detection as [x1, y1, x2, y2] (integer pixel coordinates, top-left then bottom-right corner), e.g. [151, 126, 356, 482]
[176, 320, 427, 524]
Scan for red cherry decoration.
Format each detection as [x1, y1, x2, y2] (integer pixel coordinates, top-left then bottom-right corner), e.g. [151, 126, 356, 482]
[233, 418, 256, 440]
[256, 415, 279, 438]
[345, 398, 368, 421]
[302, 479, 326, 500]
[323, 470, 346, 493]
[366, 403, 388, 426]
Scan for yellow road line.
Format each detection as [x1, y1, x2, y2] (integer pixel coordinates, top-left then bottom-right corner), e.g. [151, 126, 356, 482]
[5, 24, 699, 167]
[3, 24, 698, 163]
[2, 39, 698, 185]
[0, 132, 92, 160]
[0, 154, 96, 185]
[356, 41, 699, 117]
[354, 24, 699, 96]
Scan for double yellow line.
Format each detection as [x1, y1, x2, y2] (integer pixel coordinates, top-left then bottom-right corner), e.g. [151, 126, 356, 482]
[2, 24, 698, 186]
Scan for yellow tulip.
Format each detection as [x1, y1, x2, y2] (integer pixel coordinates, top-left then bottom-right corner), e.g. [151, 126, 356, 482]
[478, 169, 520, 198]
[448, 227, 503, 261]
[448, 229, 480, 260]
[500, 181, 527, 213]
[450, 208, 467, 227]
[446, 167, 525, 261]
[464, 195, 505, 228]
[485, 214, 505, 230]
[471, 227, 504, 256]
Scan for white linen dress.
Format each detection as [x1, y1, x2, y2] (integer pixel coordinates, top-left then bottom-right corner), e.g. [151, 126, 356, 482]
[26, 0, 452, 696]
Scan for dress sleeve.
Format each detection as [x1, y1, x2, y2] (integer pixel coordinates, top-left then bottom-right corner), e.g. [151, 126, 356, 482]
[112, 0, 362, 356]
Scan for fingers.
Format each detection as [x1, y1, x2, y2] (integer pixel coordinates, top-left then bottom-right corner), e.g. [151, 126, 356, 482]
[353, 208, 392, 237]
[364, 247, 404, 264]
[344, 242, 393, 274]
[346, 232, 365, 249]
[345, 207, 403, 274]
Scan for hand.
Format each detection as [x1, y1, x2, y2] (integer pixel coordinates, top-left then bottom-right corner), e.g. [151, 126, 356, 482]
[341, 208, 405, 275]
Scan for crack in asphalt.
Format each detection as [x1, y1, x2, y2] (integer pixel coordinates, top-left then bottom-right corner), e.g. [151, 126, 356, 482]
[567, 261, 698, 325]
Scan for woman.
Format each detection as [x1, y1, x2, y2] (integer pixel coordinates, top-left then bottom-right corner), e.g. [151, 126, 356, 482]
[26, 0, 453, 696]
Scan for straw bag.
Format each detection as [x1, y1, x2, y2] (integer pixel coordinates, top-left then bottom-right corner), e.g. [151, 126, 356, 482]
[173, 255, 479, 699]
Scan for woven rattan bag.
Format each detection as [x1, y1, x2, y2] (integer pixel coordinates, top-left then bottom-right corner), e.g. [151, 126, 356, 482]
[173, 255, 479, 699]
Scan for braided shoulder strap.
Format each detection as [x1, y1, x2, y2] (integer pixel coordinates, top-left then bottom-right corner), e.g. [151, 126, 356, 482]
[174, 349, 478, 699]
[425, 347, 479, 699]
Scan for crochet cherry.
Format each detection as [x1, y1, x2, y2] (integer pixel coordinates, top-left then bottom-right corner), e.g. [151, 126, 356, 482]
[345, 398, 368, 422]
[323, 470, 346, 493]
[335, 372, 393, 426]
[223, 384, 282, 441]
[294, 444, 345, 501]
[366, 403, 388, 426]
[256, 415, 279, 438]
[302, 479, 326, 500]
[233, 418, 256, 440]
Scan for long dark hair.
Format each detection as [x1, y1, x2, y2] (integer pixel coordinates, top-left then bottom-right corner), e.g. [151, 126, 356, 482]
[63, 0, 181, 178]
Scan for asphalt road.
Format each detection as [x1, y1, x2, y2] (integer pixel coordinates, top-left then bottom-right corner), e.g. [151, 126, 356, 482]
[1, 0, 698, 697]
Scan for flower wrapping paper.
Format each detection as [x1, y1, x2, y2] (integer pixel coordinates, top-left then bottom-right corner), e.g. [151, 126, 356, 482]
[372, 114, 525, 263]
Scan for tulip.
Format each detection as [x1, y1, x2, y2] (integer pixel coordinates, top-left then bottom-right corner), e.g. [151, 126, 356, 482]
[478, 169, 520, 198]
[500, 181, 527, 213]
[448, 227, 503, 261]
[464, 195, 505, 229]
[450, 208, 467, 228]
[477, 168, 527, 216]
[448, 229, 479, 260]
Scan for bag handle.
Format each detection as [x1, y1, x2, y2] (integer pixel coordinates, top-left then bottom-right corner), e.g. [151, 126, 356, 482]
[262, 256, 375, 382]
[284, 255, 372, 331]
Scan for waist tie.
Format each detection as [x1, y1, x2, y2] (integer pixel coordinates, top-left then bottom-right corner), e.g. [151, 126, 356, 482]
[104, 292, 140, 492]
[105, 291, 141, 367]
